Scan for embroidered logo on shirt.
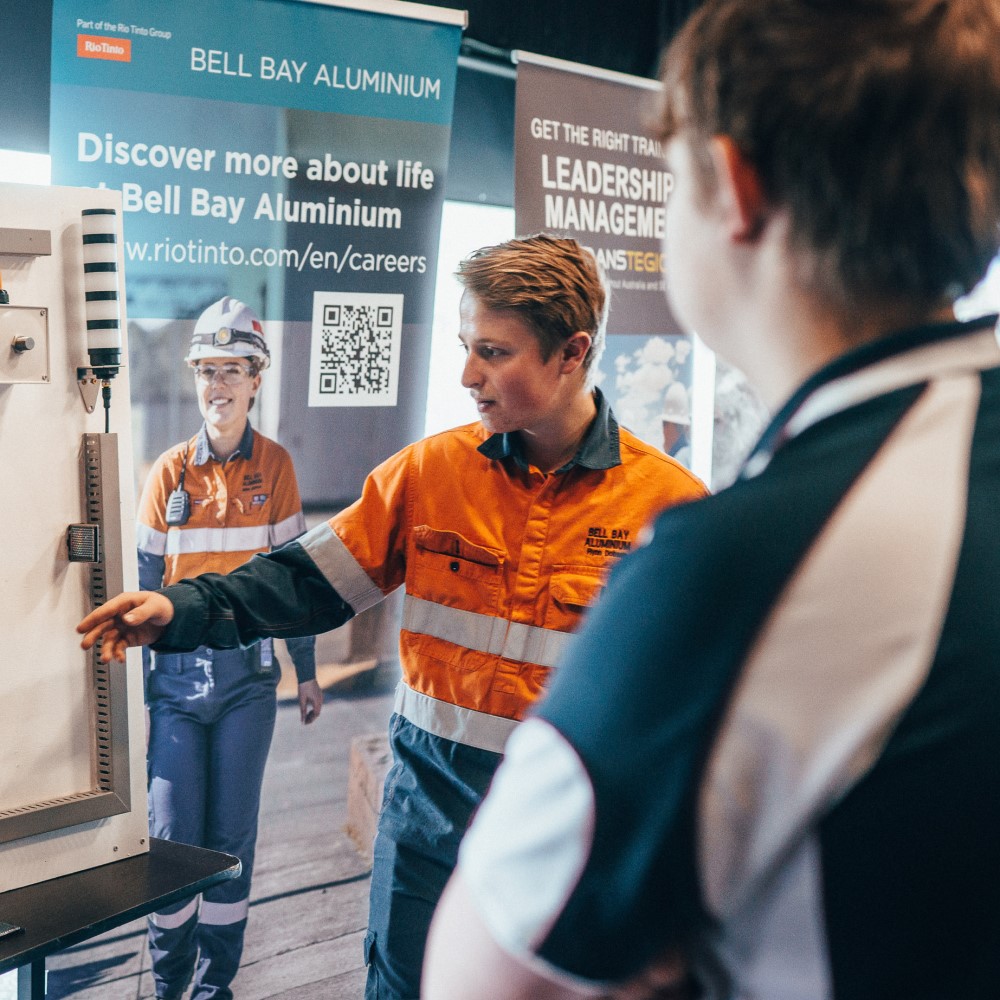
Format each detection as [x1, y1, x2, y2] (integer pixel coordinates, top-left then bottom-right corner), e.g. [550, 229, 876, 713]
[584, 526, 633, 557]
[242, 472, 263, 491]
[250, 493, 269, 508]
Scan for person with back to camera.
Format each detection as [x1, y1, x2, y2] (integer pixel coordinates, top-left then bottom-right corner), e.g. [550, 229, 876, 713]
[77, 234, 709, 999]
[138, 296, 322, 1000]
[421, 2, 1000, 998]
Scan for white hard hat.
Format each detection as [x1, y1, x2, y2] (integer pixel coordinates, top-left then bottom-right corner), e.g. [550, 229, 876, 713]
[660, 382, 691, 425]
[186, 296, 270, 369]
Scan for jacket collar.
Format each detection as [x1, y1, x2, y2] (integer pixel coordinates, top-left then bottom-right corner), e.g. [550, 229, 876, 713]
[743, 314, 1000, 480]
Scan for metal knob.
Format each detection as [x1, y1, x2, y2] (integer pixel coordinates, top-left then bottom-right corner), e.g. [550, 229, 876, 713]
[12, 336, 34, 353]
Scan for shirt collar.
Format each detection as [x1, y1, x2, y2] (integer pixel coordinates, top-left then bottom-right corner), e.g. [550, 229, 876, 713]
[192, 421, 255, 465]
[477, 387, 621, 472]
[743, 314, 1000, 480]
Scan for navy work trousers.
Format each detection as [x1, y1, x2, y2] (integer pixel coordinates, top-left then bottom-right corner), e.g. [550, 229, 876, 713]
[146, 645, 277, 1000]
[364, 713, 502, 1000]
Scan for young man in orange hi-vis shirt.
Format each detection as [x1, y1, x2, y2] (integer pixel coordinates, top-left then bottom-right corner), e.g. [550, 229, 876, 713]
[79, 235, 708, 999]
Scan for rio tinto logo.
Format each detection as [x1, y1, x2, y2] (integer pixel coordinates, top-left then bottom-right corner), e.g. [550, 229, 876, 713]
[76, 34, 132, 62]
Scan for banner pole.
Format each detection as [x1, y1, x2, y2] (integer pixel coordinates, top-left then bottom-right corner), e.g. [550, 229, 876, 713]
[513, 49, 659, 90]
[292, 0, 467, 27]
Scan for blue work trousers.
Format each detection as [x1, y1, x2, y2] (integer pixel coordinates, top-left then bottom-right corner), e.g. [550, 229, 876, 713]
[364, 713, 502, 1000]
[146, 645, 277, 1000]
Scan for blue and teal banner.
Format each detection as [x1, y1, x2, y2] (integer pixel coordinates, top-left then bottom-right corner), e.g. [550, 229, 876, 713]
[51, 0, 464, 504]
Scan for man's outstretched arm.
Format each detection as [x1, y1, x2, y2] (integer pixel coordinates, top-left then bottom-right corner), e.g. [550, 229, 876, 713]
[79, 535, 357, 662]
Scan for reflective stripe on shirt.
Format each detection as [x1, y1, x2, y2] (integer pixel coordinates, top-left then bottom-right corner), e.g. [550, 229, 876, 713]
[301, 521, 384, 613]
[164, 524, 271, 556]
[394, 681, 518, 755]
[138, 516, 302, 557]
[402, 594, 572, 669]
[137, 521, 167, 556]
[271, 510, 307, 547]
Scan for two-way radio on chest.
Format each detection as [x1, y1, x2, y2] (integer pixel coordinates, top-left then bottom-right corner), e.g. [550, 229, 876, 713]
[165, 443, 191, 526]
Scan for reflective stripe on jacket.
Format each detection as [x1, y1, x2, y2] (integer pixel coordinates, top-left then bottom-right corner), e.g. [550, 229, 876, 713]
[301, 414, 707, 751]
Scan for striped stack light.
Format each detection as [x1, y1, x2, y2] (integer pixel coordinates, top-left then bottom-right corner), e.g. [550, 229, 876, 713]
[81, 207, 122, 372]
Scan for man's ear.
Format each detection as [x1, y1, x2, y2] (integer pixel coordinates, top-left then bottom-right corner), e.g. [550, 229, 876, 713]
[560, 332, 592, 374]
[708, 136, 767, 242]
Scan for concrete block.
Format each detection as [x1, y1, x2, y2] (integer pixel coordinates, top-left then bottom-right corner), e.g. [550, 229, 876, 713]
[345, 734, 392, 861]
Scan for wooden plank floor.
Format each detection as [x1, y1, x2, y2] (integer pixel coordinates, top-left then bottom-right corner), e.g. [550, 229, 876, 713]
[42, 669, 397, 1000]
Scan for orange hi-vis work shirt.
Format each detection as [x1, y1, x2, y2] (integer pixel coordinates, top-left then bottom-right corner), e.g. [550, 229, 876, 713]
[136, 423, 307, 587]
[300, 398, 707, 754]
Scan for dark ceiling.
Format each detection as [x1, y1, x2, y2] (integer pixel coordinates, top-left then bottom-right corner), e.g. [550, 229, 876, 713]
[435, 0, 705, 79]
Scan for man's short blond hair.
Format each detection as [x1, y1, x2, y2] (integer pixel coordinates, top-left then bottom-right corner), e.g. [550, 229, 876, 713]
[456, 234, 608, 377]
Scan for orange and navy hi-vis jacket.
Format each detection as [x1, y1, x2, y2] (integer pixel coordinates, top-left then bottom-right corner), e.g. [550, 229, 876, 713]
[303, 396, 706, 753]
[136, 422, 308, 586]
[156, 393, 707, 753]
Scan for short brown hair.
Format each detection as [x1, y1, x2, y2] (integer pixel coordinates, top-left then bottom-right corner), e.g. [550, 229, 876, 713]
[456, 234, 608, 377]
[655, 0, 1000, 310]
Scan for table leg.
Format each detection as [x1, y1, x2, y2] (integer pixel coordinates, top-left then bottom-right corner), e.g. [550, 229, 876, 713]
[16, 960, 44, 1000]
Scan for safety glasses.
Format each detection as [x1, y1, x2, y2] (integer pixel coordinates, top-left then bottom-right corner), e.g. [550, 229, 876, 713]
[193, 362, 254, 385]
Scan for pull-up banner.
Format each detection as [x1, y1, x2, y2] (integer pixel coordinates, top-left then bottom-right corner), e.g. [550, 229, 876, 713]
[50, 0, 465, 504]
[514, 51, 680, 338]
[514, 52, 694, 465]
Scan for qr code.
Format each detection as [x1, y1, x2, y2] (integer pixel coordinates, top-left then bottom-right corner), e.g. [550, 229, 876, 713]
[309, 292, 403, 407]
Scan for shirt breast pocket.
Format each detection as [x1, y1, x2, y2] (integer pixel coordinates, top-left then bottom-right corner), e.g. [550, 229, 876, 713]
[410, 525, 505, 613]
[546, 565, 604, 631]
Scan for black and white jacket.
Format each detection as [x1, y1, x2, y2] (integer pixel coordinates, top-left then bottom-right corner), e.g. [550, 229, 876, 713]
[457, 315, 1000, 1000]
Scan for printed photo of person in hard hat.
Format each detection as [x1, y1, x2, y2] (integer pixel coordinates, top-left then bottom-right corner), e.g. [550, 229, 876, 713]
[659, 380, 691, 467]
[134, 295, 321, 1000]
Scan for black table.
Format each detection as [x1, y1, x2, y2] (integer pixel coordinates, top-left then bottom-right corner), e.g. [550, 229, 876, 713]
[0, 838, 241, 998]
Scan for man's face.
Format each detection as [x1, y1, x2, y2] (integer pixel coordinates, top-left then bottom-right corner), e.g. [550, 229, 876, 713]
[458, 292, 568, 437]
